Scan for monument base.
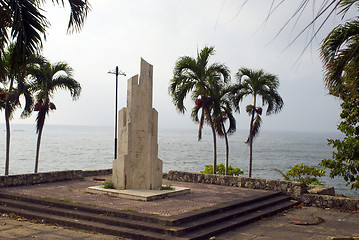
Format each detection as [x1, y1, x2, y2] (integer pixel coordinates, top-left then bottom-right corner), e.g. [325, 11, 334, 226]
[86, 186, 190, 201]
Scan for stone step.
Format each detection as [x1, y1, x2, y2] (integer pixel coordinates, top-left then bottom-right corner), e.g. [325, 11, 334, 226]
[0, 197, 176, 235]
[0, 204, 187, 240]
[0, 190, 298, 239]
[182, 200, 298, 240]
[166, 191, 282, 226]
[173, 195, 292, 235]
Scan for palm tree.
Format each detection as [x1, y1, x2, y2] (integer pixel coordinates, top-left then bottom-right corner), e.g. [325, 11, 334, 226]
[169, 46, 230, 174]
[28, 57, 81, 173]
[0, 44, 33, 175]
[320, 18, 359, 98]
[231, 68, 283, 177]
[212, 86, 236, 175]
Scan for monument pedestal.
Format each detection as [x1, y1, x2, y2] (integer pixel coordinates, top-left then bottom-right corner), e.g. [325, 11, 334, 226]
[86, 185, 190, 201]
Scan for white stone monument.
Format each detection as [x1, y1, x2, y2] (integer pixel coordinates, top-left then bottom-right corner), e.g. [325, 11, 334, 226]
[112, 58, 163, 190]
[86, 59, 189, 201]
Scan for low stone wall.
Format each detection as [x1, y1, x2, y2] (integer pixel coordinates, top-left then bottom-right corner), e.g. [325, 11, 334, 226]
[167, 171, 359, 211]
[82, 169, 112, 177]
[0, 169, 112, 187]
[301, 194, 359, 210]
[167, 170, 306, 199]
[1, 169, 358, 210]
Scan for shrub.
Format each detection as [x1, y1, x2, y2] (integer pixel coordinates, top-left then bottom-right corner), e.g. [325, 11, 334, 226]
[273, 164, 325, 186]
[102, 181, 115, 189]
[201, 164, 244, 176]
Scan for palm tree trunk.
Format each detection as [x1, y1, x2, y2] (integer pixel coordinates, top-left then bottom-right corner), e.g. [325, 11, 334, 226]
[221, 121, 229, 175]
[207, 108, 217, 174]
[34, 124, 44, 173]
[248, 97, 257, 178]
[4, 79, 14, 176]
[35, 106, 47, 174]
[4, 101, 11, 176]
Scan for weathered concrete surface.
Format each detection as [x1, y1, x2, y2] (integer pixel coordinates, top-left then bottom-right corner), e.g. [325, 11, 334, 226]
[112, 59, 162, 190]
[215, 206, 359, 240]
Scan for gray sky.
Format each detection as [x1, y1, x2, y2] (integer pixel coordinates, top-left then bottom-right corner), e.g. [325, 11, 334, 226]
[6, 0, 355, 132]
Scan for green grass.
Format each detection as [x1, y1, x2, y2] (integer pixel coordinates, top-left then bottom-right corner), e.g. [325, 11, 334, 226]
[102, 181, 115, 189]
[161, 185, 175, 190]
[122, 209, 137, 212]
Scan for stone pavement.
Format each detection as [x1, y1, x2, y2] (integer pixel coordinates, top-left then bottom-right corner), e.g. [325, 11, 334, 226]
[0, 214, 126, 239]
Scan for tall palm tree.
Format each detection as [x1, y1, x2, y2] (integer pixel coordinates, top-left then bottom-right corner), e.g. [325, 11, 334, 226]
[0, 44, 33, 175]
[320, 18, 359, 98]
[231, 68, 283, 177]
[169, 46, 230, 174]
[212, 86, 236, 175]
[28, 57, 81, 173]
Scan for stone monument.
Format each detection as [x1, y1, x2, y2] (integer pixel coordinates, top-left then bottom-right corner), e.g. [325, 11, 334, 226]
[112, 58, 163, 190]
[87, 59, 189, 201]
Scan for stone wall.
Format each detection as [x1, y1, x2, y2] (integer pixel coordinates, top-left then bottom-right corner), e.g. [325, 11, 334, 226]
[167, 171, 359, 211]
[301, 194, 359, 210]
[0, 169, 112, 187]
[167, 170, 306, 199]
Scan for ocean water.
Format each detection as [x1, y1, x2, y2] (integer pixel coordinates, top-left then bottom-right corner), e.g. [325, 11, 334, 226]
[1, 124, 358, 198]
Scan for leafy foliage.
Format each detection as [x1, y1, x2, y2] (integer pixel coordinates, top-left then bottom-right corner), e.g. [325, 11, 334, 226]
[102, 181, 115, 189]
[320, 94, 359, 190]
[274, 164, 325, 186]
[161, 185, 175, 190]
[201, 164, 244, 176]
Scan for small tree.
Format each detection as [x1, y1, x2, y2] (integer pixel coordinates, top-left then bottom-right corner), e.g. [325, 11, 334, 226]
[274, 164, 325, 186]
[29, 57, 81, 173]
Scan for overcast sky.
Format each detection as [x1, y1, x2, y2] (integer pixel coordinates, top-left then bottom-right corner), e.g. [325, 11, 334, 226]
[6, 0, 356, 132]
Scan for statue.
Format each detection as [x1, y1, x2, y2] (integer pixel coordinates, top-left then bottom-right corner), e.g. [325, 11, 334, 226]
[112, 58, 163, 190]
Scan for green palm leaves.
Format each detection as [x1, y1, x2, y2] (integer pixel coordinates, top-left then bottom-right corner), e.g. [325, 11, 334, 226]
[321, 18, 359, 97]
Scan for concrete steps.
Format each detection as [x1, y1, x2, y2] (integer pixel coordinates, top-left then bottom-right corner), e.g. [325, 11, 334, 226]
[0, 190, 298, 240]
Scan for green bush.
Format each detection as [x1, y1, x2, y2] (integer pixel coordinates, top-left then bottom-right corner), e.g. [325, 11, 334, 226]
[273, 164, 325, 186]
[161, 185, 175, 190]
[102, 181, 115, 189]
[201, 164, 244, 176]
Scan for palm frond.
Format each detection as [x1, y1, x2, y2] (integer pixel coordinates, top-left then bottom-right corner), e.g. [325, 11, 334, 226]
[50, 0, 91, 33]
[52, 75, 81, 99]
[35, 101, 48, 133]
[9, 0, 48, 67]
[245, 114, 262, 144]
[320, 19, 359, 96]
[17, 79, 34, 118]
